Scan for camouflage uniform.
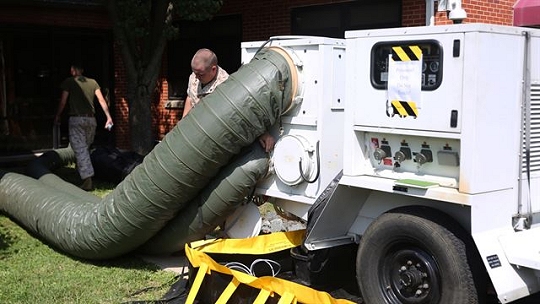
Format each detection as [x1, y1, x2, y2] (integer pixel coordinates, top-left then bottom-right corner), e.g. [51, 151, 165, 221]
[186, 66, 229, 108]
[60, 76, 100, 180]
[68, 116, 96, 179]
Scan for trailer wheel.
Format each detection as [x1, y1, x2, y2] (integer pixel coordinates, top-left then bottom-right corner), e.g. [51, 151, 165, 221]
[356, 207, 479, 304]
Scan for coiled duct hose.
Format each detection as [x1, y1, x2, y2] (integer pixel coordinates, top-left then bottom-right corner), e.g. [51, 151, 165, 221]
[0, 47, 295, 259]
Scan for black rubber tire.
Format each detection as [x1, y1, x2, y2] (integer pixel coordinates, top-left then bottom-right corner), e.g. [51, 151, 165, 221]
[356, 206, 479, 304]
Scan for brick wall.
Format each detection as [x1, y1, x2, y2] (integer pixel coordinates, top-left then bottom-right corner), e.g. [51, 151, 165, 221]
[429, 0, 514, 26]
[112, 44, 130, 149]
[153, 55, 182, 143]
[403, 0, 430, 26]
[460, 0, 514, 25]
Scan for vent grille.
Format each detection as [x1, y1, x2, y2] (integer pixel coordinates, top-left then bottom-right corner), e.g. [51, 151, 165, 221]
[523, 83, 540, 174]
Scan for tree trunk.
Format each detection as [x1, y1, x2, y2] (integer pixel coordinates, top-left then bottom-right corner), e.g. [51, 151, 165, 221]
[129, 82, 154, 155]
[106, 0, 221, 155]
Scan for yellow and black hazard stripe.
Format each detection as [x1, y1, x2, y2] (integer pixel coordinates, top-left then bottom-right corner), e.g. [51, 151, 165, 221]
[390, 45, 422, 118]
[391, 45, 422, 62]
[391, 100, 418, 117]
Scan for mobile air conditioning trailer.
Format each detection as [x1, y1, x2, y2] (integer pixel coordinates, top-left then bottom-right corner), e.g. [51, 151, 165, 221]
[241, 23, 540, 303]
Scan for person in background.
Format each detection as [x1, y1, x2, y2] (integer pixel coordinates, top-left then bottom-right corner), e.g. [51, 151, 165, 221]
[183, 48, 275, 152]
[54, 63, 113, 191]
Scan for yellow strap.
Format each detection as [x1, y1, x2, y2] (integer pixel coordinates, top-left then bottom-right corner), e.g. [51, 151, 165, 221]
[215, 277, 240, 304]
[185, 243, 355, 304]
[190, 230, 305, 255]
[253, 289, 271, 304]
[185, 263, 208, 304]
[277, 291, 296, 304]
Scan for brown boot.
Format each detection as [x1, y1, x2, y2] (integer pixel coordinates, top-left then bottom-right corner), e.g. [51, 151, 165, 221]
[80, 177, 93, 191]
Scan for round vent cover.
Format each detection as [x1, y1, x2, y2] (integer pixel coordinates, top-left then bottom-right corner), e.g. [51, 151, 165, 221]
[272, 135, 315, 186]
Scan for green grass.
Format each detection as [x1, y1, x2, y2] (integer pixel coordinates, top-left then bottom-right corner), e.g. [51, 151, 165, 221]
[0, 165, 179, 304]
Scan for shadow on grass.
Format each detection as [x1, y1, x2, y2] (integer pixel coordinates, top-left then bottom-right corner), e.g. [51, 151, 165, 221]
[0, 224, 15, 253]
[86, 254, 164, 271]
[42, 229, 169, 272]
[2, 212, 164, 272]
[43, 233, 163, 271]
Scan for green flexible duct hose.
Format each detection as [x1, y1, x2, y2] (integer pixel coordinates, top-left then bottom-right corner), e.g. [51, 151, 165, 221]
[0, 47, 294, 259]
[26, 147, 100, 203]
[138, 143, 269, 255]
[23, 143, 269, 255]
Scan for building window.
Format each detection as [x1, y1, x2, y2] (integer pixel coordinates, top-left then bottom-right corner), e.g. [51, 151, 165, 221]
[292, 0, 401, 38]
[0, 27, 113, 155]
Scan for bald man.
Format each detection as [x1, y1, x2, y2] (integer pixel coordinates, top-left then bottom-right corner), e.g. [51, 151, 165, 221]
[182, 48, 275, 152]
[182, 48, 229, 118]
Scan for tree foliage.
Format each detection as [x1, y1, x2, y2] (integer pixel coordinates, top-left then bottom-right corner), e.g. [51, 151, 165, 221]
[105, 0, 222, 154]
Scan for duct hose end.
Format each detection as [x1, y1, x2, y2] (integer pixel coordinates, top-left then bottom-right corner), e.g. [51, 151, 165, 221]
[259, 46, 300, 116]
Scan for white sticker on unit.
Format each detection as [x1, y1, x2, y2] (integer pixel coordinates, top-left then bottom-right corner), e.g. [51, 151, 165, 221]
[387, 56, 422, 107]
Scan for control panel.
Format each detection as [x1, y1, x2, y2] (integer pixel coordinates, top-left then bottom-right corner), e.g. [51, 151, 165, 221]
[371, 40, 443, 91]
[366, 132, 460, 188]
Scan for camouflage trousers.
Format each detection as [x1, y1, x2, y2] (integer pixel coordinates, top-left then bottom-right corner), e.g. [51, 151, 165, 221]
[69, 116, 97, 180]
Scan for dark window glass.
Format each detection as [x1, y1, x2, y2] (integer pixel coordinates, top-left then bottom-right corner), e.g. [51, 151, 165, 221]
[292, 0, 401, 38]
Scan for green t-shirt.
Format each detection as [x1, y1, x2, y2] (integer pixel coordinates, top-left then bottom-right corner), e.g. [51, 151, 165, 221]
[60, 76, 100, 115]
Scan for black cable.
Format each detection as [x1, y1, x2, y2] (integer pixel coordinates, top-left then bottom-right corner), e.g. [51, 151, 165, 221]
[299, 141, 320, 183]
